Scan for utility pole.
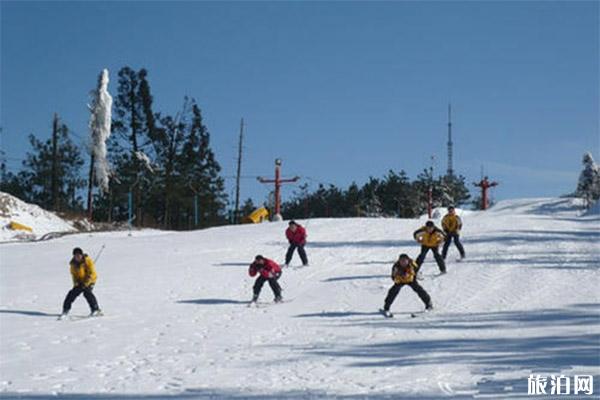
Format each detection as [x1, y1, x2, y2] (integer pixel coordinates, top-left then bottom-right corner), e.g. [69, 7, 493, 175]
[258, 159, 299, 221]
[51, 113, 59, 211]
[87, 153, 95, 221]
[447, 104, 454, 178]
[188, 182, 200, 228]
[234, 118, 244, 224]
[427, 155, 435, 219]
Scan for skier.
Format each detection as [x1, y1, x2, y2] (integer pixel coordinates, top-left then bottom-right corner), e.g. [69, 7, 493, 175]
[249, 255, 283, 303]
[59, 247, 102, 319]
[441, 206, 466, 260]
[413, 220, 446, 274]
[380, 253, 433, 317]
[284, 220, 308, 267]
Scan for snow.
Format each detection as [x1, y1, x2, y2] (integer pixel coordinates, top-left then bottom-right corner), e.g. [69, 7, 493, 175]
[584, 199, 600, 217]
[135, 151, 155, 173]
[0, 192, 75, 242]
[0, 197, 598, 398]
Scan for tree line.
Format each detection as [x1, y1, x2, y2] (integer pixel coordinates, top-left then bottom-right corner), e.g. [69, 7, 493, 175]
[281, 170, 471, 219]
[1, 67, 227, 229]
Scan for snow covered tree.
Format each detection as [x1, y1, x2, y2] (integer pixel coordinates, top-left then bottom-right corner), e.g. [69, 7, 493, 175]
[440, 174, 471, 207]
[86, 69, 113, 221]
[576, 152, 600, 208]
[88, 69, 113, 193]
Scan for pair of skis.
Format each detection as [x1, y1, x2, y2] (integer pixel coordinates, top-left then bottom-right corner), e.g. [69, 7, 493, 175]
[378, 308, 432, 319]
[57, 311, 104, 321]
[247, 299, 292, 308]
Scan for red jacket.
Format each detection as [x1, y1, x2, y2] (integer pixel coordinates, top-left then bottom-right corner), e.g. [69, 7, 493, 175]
[286, 225, 307, 246]
[249, 258, 282, 279]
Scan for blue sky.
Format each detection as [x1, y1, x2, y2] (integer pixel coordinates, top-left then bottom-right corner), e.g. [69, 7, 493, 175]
[1, 1, 598, 208]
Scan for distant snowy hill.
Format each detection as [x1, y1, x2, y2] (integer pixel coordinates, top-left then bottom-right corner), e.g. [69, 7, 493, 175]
[0, 192, 75, 242]
[0, 197, 598, 399]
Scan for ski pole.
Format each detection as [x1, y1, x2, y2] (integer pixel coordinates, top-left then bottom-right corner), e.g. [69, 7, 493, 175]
[94, 244, 106, 263]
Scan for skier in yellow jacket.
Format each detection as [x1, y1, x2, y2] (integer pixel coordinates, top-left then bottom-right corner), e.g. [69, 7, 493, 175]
[441, 206, 465, 260]
[59, 248, 102, 319]
[380, 254, 432, 317]
[413, 220, 446, 274]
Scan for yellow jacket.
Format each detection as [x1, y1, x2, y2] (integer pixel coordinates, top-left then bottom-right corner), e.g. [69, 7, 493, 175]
[392, 260, 418, 284]
[442, 214, 462, 234]
[413, 226, 445, 248]
[70, 255, 97, 287]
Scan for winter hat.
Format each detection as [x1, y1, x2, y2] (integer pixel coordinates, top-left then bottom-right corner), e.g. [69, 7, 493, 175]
[425, 221, 434, 227]
[289, 220, 297, 226]
[399, 253, 409, 259]
[72, 247, 84, 256]
[254, 255, 264, 261]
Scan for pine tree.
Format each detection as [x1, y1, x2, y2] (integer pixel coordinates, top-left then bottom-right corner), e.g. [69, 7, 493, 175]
[440, 174, 471, 207]
[240, 198, 256, 219]
[172, 99, 227, 228]
[151, 108, 186, 228]
[19, 118, 84, 211]
[105, 66, 156, 224]
[0, 163, 27, 201]
[576, 152, 600, 208]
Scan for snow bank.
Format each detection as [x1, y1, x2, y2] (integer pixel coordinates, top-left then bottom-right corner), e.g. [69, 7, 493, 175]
[584, 199, 600, 216]
[0, 192, 75, 242]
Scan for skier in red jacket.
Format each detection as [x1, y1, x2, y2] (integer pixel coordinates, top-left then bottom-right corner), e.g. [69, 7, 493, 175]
[249, 255, 283, 303]
[285, 220, 309, 267]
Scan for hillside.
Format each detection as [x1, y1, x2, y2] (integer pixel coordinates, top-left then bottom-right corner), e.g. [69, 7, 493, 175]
[0, 197, 598, 399]
[0, 192, 75, 242]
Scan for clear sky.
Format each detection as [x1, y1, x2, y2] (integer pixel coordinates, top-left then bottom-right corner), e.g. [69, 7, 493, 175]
[1, 1, 598, 208]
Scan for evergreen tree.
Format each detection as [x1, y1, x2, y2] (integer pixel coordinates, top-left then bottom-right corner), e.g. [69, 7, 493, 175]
[173, 99, 227, 228]
[440, 174, 471, 207]
[150, 110, 186, 228]
[576, 152, 600, 208]
[0, 163, 27, 200]
[104, 66, 156, 224]
[240, 198, 256, 218]
[19, 120, 84, 211]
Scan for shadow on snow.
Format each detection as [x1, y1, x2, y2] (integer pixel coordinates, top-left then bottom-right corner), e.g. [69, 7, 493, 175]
[176, 299, 248, 305]
[0, 309, 59, 317]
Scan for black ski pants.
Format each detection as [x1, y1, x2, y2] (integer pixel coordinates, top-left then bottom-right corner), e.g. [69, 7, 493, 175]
[253, 272, 282, 299]
[384, 281, 431, 311]
[63, 284, 99, 313]
[416, 245, 446, 273]
[442, 233, 465, 259]
[285, 243, 308, 265]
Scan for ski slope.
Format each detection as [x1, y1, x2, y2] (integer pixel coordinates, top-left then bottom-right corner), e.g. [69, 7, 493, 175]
[0, 198, 599, 399]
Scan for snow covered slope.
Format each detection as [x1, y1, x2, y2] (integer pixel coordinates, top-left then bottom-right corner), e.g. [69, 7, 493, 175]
[0, 197, 598, 399]
[0, 192, 75, 242]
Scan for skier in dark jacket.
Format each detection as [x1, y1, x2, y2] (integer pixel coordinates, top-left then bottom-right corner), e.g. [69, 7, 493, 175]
[413, 220, 446, 274]
[249, 255, 283, 303]
[380, 254, 433, 317]
[59, 247, 102, 319]
[284, 220, 308, 267]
